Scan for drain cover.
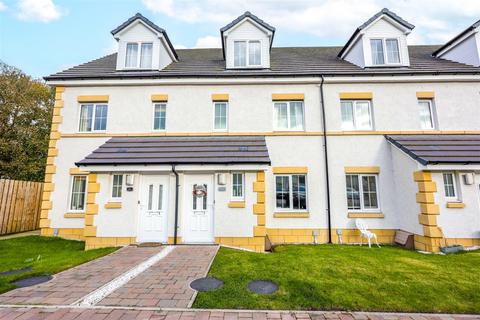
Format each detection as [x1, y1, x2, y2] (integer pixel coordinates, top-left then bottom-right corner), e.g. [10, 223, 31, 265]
[0, 267, 32, 276]
[190, 277, 223, 292]
[11, 275, 52, 288]
[247, 280, 278, 294]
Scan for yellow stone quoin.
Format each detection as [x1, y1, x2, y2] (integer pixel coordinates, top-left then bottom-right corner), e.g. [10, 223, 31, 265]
[40, 86, 65, 237]
[414, 170, 444, 252]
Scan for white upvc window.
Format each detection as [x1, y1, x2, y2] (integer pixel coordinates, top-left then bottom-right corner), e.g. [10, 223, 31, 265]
[443, 172, 459, 200]
[418, 99, 435, 130]
[231, 172, 244, 200]
[274, 101, 304, 131]
[370, 38, 401, 65]
[111, 174, 123, 200]
[345, 174, 380, 211]
[340, 100, 373, 130]
[275, 174, 308, 211]
[214, 102, 228, 131]
[125, 42, 153, 69]
[234, 40, 261, 67]
[68, 175, 87, 212]
[78, 104, 108, 132]
[153, 103, 167, 131]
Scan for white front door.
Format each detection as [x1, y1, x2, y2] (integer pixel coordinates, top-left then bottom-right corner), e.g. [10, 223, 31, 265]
[138, 175, 168, 243]
[183, 175, 214, 243]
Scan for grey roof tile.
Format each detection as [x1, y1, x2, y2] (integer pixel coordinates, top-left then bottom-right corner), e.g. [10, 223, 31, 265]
[386, 134, 480, 165]
[76, 136, 271, 166]
[44, 45, 480, 80]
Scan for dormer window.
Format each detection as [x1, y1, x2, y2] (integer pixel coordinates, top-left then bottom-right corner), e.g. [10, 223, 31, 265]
[234, 40, 261, 67]
[370, 38, 400, 65]
[111, 13, 178, 71]
[337, 8, 414, 68]
[125, 42, 153, 69]
[221, 12, 275, 69]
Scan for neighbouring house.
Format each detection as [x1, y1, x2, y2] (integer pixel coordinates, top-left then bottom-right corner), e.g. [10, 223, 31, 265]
[40, 9, 480, 252]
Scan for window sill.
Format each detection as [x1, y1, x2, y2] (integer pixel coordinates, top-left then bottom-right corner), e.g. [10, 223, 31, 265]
[104, 202, 122, 209]
[228, 201, 245, 208]
[274, 212, 309, 218]
[446, 202, 465, 209]
[348, 212, 384, 218]
[64, 213, 85, 219]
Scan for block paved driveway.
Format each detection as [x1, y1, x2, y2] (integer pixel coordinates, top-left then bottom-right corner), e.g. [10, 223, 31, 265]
[0, 308, 478, 320]
[97, 246, 218, 308]
[0, 245, 218, 307]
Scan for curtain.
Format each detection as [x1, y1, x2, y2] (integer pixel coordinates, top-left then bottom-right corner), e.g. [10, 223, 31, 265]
[125, 43, 138, 68]
[140, 43, 153, 68]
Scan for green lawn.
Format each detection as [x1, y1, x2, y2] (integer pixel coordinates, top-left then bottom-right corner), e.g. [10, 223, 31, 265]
[193, 245, 480, 313]
[0, 236, 117, 294]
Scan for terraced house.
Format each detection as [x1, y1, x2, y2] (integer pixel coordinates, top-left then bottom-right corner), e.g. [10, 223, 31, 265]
[40, 9, 480, 252]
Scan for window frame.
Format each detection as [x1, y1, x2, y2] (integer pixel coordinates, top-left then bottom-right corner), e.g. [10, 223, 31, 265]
[273, 100, 305, 131]
[125, 41, 154, 69]
[340, 99, 373, 131]
[213, 101, 229, 131]
[67, 175, 88, 213]
[231, 172, 245, 201]
[418, 99, 436, 130]
[152, 102, 167, 131]
[274, 174, 308, 212]
[111, 174, 124, 200]
[345, 173, 381, 212]
[78, 103, 108, 133]
[443, 172, 459, 201]
[233, 40, 262, 68]
[369, 38, 402, 66]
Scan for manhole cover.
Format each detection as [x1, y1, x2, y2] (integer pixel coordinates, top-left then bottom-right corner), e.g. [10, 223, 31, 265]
[190, 277, 223, 292]
[0, 267, 32, 277]
[11, 275, 52, 288]
[247, 280, 278, 294]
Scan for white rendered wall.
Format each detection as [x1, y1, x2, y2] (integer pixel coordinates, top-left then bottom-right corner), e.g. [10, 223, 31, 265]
[433, 172, 480, 239]
[344, 38, 365, 68]
[327, 135, 399, 230]
[390, 145, 423, 235]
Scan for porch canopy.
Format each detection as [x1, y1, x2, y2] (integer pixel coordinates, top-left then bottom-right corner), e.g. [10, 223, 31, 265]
[76, 136, 271, 166]
[386, 134, 480, 165]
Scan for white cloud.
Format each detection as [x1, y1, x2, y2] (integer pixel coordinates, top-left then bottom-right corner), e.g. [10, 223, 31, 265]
[173, 44, 187, 49]
[17, 0, 63, 23]
[194, 36, 221, 48]
[142, 0, 480, 44]
[0, 2, 7, 11]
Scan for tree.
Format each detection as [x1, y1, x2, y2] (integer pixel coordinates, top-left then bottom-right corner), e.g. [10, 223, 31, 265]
[0, 62, 54, 182]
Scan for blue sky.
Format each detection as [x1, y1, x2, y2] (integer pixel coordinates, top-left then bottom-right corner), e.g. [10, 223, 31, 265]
[1, 0, 480, 79]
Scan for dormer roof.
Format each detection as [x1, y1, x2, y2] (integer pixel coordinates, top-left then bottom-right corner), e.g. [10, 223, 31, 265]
[220, 11, 276, 59]
[338, 8, 415, 59]
[111, 13, 178, 60]
[432, 19, 480, 57]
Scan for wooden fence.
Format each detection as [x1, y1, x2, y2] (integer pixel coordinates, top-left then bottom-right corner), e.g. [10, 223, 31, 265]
[0, 179, 43, 235]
